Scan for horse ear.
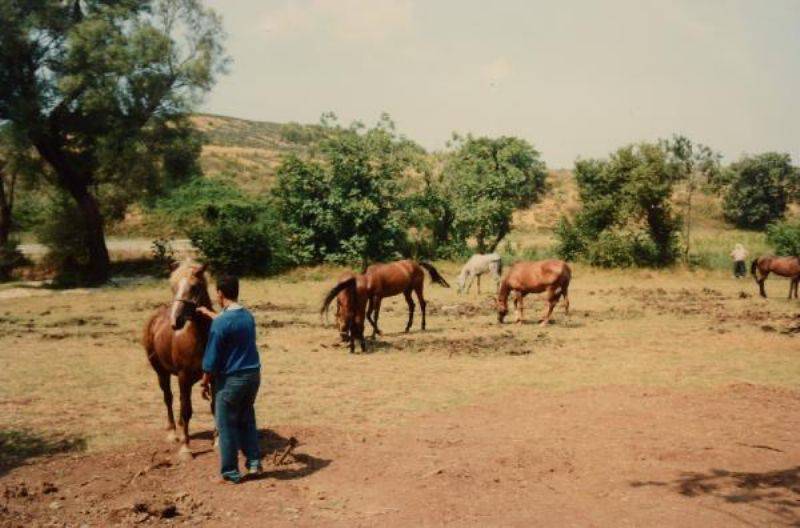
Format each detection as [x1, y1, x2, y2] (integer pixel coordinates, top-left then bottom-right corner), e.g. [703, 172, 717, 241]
[195, 263, 208, 276]
[169, 261, 180, 272]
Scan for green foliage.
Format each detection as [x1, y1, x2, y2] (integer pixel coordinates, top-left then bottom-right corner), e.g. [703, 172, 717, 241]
[150, 238, 176, 276]
[721, 153, 798, 230]
[441, 135, 548, 252]
[34, 193, 92, 286]
[273, 115, 421, 266]
[766, 220, 800, 256]
[0, 240, 27, 282]
[0, 0, 228, 282]
[190, 202, 285, 276]
[556, 142, 682, 267]
[154, 178, 286, 275]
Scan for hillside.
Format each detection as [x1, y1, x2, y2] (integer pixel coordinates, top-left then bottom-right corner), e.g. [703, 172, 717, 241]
[192, 114, 319, 193]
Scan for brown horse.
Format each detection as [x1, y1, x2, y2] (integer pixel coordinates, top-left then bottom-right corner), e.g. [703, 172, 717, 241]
[321, 272, 370, 353]
[497, 259, 571, 325]
[363, 260, 450, 336]
[142, 261, 213, 458]
[751, 256, 800, 298]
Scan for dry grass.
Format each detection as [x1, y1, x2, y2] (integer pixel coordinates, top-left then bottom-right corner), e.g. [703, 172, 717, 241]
[1, 264, 799, 453]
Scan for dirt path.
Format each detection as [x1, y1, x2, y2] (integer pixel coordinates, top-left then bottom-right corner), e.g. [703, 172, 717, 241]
[3, 384, 799, 527]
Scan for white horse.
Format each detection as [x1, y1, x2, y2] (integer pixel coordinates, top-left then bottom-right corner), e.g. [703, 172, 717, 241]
[456, 253, 503, 294]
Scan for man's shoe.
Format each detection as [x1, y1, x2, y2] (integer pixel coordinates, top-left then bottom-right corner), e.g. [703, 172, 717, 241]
[246, 465, 263, 477]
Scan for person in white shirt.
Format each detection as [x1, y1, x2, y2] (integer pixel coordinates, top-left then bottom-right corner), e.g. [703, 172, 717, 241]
[730, 243, 748, 279]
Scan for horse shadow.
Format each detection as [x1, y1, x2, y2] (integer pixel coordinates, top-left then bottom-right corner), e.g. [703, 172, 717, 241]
[630, 465, 800, 526]
[192, 428, 331, 481]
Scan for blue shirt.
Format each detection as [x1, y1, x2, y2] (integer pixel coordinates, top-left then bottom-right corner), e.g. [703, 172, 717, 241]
[202, 305, 261, 376]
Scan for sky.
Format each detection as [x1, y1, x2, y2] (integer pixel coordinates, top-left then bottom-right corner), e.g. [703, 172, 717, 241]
[201, 0, 800, 168]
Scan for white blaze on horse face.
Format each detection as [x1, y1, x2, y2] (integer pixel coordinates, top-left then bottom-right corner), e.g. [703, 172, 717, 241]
[171, 277, 190, 328]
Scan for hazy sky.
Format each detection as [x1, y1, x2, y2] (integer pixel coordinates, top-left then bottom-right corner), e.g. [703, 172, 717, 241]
[201, 0, 800, 167]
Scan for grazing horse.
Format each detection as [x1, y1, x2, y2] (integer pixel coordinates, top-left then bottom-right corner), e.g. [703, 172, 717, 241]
[321, 272, 370, 354]
[364, 260, 450, 336]
[497, 260, 571, 325]
[143, 261, 213, 458]
[456, 253, 503, 294]
[751, 256, 800, 298]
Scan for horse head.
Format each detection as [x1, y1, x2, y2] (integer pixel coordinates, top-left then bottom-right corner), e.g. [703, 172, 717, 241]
[169, 262, 209, 331]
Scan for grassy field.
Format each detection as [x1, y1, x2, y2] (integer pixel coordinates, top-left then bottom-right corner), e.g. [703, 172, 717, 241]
[1, 262, 799, 456]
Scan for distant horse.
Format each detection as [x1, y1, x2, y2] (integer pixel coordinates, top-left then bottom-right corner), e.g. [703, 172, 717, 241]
[456, 253, 503, 294]
[497, 260, 571, 325]
[143, 261, 213, 458]
[751, 256, 800, 298]
[364, 260, 450, 336]
[321, 272, 370, 354]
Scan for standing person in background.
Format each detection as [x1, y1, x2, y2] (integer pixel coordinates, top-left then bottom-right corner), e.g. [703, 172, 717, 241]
[197, 275, 262, 484]
[730, 243, 748, 279]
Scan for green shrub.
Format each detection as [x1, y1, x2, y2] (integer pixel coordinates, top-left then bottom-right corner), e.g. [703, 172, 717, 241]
[722, 153, 798, 229]
[190, 202, 286, 276]
[0, 240, 27, 281]
[766, 220, 800, 256]
[34, 193, 92, 286]
[554, 143, 682, 268]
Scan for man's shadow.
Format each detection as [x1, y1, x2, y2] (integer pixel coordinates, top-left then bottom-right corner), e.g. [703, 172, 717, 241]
[194, 428, 331, 481]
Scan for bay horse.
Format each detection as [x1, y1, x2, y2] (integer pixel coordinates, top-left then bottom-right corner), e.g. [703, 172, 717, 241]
[456, 253, 503, 294]
[363, 259, 450, 337]
[751, 256, 800, 298]
[142, 261, 213, 458]
[321, 272, 370, 354]
[497, 259, 571, 325]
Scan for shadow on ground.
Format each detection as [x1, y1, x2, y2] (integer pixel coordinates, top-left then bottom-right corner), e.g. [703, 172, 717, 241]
[631, 466, 800, 526]
[0, 429, 86, 477]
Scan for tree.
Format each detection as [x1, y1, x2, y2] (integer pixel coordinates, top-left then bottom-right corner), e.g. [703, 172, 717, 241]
[0, 0, 226, 283]
[556, 142, 682, 267]
[442, 135, 547, 252]
[661, 135, 720, 262]
[273, 114, 424, 267]
[721, 153, 798, 230]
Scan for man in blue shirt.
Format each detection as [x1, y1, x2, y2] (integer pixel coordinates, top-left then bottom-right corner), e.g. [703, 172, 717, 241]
[198, 275, 262, 483]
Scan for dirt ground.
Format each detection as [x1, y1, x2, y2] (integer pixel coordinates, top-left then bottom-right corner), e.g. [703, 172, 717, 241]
[2, 264, 800, 526]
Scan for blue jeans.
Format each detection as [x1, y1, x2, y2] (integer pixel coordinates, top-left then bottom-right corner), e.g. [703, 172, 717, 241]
[214, 369, 261, 482]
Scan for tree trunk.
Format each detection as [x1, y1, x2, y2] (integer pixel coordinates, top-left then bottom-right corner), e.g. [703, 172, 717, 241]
[0, 167, 11, 247]
[32, 139, 110, 284]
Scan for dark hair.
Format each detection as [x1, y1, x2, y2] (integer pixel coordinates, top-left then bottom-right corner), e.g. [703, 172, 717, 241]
[216, 275, 239, 301]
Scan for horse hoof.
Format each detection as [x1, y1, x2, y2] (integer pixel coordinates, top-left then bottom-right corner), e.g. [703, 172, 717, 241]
[166, 431, 179, 443]
[178, 445, 193, 461]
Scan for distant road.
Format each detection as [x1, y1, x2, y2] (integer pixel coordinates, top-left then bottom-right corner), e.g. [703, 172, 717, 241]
[19, 238, 193, 257]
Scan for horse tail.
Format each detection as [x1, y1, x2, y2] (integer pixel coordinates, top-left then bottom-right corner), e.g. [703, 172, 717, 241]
[750, 258, 759, 279]
[495, 256, 503, 279]
[142, 310, 161, 361]
[419, 261, 450, 288]
[320, 277, 357, 319]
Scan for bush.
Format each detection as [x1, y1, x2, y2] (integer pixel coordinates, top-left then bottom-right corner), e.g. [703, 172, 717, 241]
[34, 193, 92, 285]
[0, 239, 26, 281]
[722, 153, 798, 229]
[766, 220, 800, 256]
[190, 202, 286, 276]
[554, 143, 682, 268]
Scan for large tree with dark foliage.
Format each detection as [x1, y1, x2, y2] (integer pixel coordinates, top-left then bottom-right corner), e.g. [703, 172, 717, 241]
[0, 0, 226, 283]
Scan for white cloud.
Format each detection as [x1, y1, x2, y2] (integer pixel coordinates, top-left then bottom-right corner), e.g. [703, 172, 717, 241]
[263, 0, 414, 41]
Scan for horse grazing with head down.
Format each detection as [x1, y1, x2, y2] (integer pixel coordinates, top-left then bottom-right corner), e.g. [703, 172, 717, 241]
[143, 261, 213, 458]
[321, 272, 370, 353]
[497, 259, 571, 325]
[456, 253, 503, 295]
[751, 256, 800, 298]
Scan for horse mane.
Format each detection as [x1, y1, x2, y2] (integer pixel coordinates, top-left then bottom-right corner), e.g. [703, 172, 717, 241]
[169, 260, 202, 292]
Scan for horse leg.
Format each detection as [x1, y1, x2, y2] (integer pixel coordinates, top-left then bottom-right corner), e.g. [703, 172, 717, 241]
[176, 372, 195, 460]
[464, 272, 473, 294]
[515, 293, 524, 324]
[157, 371, 178, 442]
[416, 285, 427, 331]
[371, 297, 383, 337]
[403, 289, 415, 332]
[562, 284, 570, 315]
[476, 274, 481, 295]
[541, 289, 557, 326]
[757, 271, 768, 298]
